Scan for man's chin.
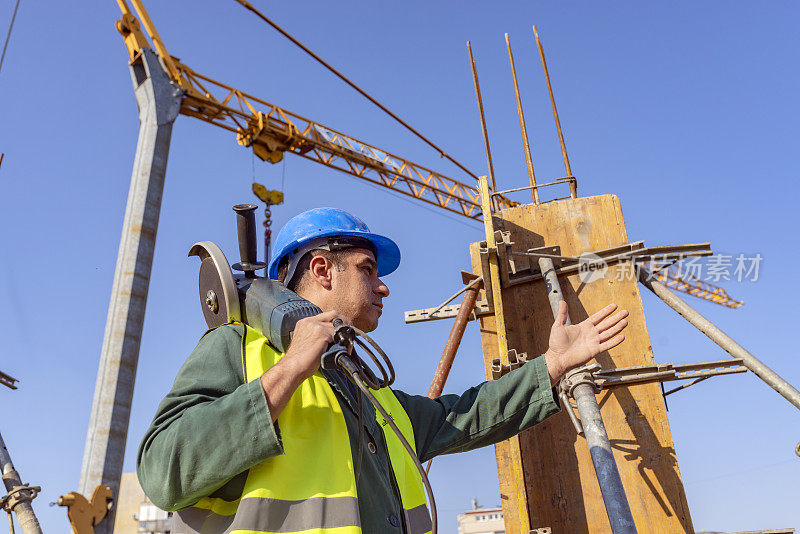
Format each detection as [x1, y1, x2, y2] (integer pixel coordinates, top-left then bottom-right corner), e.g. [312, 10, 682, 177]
[354, 316, 379, 333]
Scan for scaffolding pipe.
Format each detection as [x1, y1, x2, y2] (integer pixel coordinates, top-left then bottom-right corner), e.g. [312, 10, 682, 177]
[1, 432, 42, 534]
[639, 268, 800, 411]
[427, 278, 483, 399]
[79, 48, 181, 534]
[539, 257, 637, 533]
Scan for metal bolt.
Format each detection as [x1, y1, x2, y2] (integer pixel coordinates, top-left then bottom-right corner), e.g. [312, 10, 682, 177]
[205, 290, 218, 313]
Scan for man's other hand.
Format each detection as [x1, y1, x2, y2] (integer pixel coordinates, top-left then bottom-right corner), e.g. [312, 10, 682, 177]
[543, 301, 629, 386]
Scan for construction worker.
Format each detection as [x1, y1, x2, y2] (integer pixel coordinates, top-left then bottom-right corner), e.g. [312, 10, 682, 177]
[137, 207, 629, 534]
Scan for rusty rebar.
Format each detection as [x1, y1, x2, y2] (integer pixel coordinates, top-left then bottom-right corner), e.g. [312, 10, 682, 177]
[427, 278, 483, 399]
[505, 33, 539, 204]
[467, 42, 498, 209]
[533, 25, 576, 199]
[425, 276, 483, 476]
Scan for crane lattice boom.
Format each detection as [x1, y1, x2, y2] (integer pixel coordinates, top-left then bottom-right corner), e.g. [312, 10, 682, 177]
[650, 263, 743, 309]
[176, 65, 517, 220]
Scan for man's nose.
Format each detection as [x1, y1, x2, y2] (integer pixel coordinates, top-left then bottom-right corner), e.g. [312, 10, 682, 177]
[375, 278, 390, 298]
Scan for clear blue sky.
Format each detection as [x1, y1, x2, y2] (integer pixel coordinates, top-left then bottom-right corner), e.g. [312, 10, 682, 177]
[1, 1, 798, 532]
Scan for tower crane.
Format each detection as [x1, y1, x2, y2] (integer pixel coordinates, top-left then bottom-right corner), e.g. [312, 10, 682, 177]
[114, 0, 518, 220]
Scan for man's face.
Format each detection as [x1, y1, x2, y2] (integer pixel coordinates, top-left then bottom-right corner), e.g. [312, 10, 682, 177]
[329, 248, 390, 332]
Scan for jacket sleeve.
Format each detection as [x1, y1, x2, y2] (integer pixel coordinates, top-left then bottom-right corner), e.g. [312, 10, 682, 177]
[136, 325, 283, 511]
[392, 355, 560, 463]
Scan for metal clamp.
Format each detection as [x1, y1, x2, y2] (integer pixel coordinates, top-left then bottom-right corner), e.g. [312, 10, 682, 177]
[557, 363, 603, 435]
[490, 349, 531, 380]
[0, 484, 41, 512]
[557, 358, 747, 436]
[560, 363, 602, 397]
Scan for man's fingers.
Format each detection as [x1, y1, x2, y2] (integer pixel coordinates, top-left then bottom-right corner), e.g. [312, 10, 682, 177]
[315, 310, 352, 325]
[595, 309, 629, 332]
[588, 303, 618, 325]
[598, 318, 628, 342]
[316, 310, 340, 320]
[598, 334, 625, 352]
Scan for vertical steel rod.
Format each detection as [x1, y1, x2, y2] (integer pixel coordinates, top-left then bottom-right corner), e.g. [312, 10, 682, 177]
[79, 48, 181, 534]
[0, 432, 43, 534]
[532, 25, 577, 199]
[539, 257, 637, 533]
[639, 268, 800, 410]
[467, 43, 499, 210]
[505, 33, 539, 204]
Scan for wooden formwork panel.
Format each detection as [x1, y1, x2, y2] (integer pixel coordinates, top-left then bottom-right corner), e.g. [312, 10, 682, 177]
[469, 194, 693, 534]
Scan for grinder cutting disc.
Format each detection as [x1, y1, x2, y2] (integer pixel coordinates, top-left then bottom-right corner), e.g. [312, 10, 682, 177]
[188, 241, 241, 329]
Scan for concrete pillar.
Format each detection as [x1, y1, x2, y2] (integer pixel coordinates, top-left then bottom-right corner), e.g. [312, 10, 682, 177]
[79, 47, 181, 534]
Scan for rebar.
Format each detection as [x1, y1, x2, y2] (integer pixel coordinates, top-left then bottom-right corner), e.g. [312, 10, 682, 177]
[505, 33, 539, 204]
[468, 43, 499, 209]
[427, 278, 483, 399]
[532, 25, 576, 199]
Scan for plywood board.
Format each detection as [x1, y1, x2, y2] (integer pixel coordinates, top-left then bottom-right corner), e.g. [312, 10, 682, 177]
[469, 194, 693, 533]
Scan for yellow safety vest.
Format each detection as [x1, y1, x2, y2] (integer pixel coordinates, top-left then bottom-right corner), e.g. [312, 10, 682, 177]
[173, 325, 431, 534]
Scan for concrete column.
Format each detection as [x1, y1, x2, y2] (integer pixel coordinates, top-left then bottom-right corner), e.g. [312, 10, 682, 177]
[79, 48, 181, 534]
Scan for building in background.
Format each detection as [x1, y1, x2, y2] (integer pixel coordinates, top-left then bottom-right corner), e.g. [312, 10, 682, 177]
[114, 472, 172, 534]
[457, 499, 505, 534]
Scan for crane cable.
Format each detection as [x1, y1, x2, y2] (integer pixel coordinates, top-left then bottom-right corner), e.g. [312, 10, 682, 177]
[0, 0, 21, 76]
[231, 0, 480, 182]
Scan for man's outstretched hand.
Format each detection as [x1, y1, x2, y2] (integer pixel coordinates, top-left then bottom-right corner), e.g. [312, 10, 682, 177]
[543, 300, 629, 385]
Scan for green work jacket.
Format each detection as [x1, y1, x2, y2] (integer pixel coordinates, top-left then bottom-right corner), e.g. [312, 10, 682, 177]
[137, 324, 560, 533]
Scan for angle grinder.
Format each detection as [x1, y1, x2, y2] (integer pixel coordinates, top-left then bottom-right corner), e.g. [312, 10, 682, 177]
[189, 204, 321, 352]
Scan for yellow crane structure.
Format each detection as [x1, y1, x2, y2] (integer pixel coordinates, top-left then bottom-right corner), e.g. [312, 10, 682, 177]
[114, 0, 518, 220]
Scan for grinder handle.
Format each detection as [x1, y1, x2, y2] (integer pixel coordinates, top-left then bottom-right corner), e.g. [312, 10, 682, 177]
[233, 204, 259, 277]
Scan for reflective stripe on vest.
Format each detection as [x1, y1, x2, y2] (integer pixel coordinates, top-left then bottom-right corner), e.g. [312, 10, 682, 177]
[174, 324, 431, 534]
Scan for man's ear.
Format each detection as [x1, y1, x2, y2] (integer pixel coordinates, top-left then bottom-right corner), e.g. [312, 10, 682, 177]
[308, 255, 334, 290]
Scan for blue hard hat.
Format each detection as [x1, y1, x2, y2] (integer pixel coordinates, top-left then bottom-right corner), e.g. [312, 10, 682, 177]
[268, 207, 401, 280]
